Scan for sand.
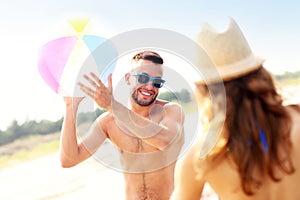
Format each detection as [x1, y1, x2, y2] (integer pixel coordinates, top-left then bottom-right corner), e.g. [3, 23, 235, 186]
[0, 151, 219, 200]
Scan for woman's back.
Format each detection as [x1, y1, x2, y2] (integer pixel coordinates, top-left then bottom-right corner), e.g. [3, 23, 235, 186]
[203, 105, 300, 200]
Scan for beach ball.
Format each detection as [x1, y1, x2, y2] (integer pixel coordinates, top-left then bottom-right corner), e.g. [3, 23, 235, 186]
[38, 18, 118, 96]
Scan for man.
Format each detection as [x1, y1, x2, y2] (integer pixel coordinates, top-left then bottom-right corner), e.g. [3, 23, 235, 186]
[60, 51, 184, 200]
[171, 18, 300, 200]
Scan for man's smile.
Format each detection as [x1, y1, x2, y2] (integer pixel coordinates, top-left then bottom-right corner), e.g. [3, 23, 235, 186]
[138, 88, 155, 97]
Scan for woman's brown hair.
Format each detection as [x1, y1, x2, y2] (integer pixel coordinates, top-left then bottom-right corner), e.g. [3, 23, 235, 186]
[196, 67, 295, 195]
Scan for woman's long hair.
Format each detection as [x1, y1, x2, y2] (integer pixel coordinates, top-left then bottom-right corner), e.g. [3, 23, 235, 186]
[195, 67, 295, 195]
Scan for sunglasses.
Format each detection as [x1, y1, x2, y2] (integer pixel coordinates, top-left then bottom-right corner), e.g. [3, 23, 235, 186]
[133, 73, 166, 88]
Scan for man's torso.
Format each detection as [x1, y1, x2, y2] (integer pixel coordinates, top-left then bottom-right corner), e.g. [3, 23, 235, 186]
[100, 102, 183, 200]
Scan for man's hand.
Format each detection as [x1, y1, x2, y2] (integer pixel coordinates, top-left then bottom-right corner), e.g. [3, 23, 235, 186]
[78, 72, 113, 112]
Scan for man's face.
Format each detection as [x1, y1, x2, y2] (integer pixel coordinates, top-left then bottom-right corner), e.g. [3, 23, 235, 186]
[130, 59, 164, 107]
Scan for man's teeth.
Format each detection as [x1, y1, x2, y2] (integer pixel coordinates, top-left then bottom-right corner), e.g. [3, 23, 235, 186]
[141, 91, 151, 96]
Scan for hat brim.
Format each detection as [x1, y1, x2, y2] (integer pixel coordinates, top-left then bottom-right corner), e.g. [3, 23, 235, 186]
[195, 55, 264, 85]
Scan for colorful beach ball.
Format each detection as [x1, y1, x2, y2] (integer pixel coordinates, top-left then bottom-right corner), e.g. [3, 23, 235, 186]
[38, 18, 118, 96]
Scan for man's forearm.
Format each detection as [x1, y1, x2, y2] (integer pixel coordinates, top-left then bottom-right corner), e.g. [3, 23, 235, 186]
[59, 104, 80, 167]
[111, 100, 165, 139]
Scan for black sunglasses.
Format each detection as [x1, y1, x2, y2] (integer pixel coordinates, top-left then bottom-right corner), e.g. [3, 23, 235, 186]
[133, 73, 166, 88]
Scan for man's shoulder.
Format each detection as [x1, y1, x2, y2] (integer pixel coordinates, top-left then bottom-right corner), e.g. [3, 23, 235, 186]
[96, 112, 116, 135]
[97, 111, 114, 123]
[155, 101, 184, 122]
[156, 99, 182, 108]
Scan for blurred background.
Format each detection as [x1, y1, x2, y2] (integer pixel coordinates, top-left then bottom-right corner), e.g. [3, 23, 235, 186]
[0, 1, 299, 199]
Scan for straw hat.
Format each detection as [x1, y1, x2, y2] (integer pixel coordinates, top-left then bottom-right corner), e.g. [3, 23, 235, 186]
[195, 17, 264, 85]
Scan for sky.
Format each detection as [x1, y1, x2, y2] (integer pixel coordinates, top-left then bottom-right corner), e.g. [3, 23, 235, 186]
[0, 0, 300, 130]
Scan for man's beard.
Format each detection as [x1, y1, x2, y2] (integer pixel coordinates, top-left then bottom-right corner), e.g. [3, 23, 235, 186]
[131, 90, 158, 106]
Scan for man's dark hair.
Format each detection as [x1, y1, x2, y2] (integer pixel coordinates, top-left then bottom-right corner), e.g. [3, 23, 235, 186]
[132, 51, 164, 64]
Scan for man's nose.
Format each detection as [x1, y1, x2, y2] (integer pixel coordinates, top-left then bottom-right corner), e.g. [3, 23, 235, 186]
[145, 80, 154, 89]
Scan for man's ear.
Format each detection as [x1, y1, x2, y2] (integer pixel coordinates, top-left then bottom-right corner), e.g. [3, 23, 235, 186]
[125, 73, 131, 85]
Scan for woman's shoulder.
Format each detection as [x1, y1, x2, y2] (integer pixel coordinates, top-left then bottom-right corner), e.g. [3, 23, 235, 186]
[286, 104, 300, 122]
[286, 105, 300, 144]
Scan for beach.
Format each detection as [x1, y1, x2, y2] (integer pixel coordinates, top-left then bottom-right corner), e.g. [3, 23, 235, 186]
[0, 110, 219, 200]
[0, 150, 219, 200]
[279, 83, 300, 105]
[0, 152, 125, 200]
[1, 84, 299, 200]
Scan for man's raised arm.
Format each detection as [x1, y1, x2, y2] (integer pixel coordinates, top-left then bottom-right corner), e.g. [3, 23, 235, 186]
[59, 97, 107, 167]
